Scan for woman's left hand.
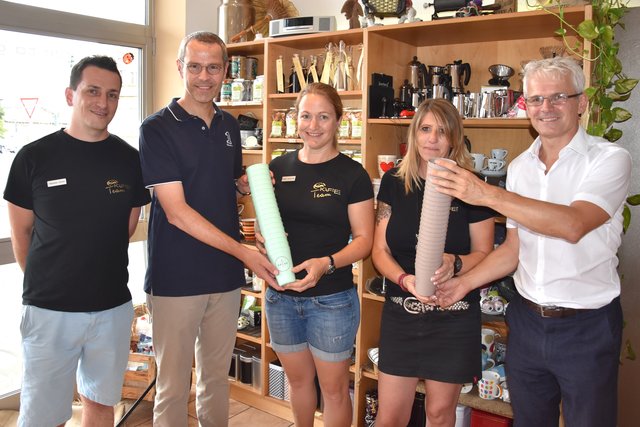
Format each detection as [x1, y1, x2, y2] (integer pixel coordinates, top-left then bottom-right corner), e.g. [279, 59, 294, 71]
[281, 257, 328, 293]
[431, 253, 456, 286]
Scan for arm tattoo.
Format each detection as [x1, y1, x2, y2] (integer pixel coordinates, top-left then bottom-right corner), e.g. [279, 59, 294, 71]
[376, 201, 391, 225]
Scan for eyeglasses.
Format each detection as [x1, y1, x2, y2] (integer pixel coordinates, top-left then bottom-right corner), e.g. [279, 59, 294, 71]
[179, 60, 224, 76]
[524, 92, 582, 107]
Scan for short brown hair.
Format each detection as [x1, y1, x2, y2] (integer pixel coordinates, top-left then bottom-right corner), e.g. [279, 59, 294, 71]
[178, 31, 228, 64]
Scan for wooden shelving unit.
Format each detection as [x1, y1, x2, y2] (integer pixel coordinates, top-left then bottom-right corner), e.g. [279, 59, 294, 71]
[226, 6, 591, 426]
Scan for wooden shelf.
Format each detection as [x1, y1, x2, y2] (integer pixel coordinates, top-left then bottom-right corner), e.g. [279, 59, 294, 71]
[365, 6, 585, 46]
[241, 148, 263, 155]
[368, 117, 532, 129]
[217, 100, 263, 107]
[458, 386, 513, 418]
[268, 90, 363, 100]
[226, 38, 266, 55]
[231, 6, 591, 425]
[269, 137, 362, 145]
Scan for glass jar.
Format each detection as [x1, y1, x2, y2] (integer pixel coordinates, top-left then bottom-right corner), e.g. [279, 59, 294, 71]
[270, 109, 287, 138]
[217, 0, 255, 43]
[285, 107, 297, 138]
[252, 75, 264, 102]
[231, 78, 244, 103]
[221, 79, 233, 102]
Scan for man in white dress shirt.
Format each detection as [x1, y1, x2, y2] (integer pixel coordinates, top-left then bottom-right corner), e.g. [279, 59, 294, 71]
[430, 57, 631, 427]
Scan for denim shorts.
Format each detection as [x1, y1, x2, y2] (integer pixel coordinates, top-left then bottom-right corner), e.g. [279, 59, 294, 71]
[18, 301, 133, 427]
[265, 287, 359, 362]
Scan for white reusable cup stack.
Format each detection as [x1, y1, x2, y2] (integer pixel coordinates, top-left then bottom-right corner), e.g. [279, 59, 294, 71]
[246, 164, 296, 286]
[414, 158, 455, 296]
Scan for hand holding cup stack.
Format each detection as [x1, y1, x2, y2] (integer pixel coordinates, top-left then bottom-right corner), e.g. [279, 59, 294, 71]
[414, 158, 455, 297]
[246, 164, 296, 286]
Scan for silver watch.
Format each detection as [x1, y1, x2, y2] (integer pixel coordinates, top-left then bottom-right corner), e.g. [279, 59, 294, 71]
[326, 255, 336, 275]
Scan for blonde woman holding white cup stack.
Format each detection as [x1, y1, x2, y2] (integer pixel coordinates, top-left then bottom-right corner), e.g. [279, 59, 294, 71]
[372, 98, 495, 427]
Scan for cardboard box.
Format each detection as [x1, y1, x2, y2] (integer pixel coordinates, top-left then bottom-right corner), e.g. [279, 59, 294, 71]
[494, 0, 517, 14]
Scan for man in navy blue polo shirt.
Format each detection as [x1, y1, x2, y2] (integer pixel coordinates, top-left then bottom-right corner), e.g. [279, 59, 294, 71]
[139, 32, 278, 427]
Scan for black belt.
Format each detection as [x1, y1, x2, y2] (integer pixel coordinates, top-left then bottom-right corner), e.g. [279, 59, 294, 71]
[520, 296, 591, 318]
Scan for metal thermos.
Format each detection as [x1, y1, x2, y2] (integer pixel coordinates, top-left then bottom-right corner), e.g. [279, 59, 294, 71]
[218, 0, 255, 43]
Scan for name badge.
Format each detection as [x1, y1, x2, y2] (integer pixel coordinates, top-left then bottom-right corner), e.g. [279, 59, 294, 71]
[282, 176, 296, 182]
[47, 178, 67, 187]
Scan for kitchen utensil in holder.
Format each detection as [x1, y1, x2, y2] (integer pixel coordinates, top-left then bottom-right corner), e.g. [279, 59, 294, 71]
[246, 164, 296, 286]
[414, 158, 454, 296]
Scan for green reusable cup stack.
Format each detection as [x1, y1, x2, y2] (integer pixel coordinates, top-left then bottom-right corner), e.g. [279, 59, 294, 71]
[246, 163, 296, 286]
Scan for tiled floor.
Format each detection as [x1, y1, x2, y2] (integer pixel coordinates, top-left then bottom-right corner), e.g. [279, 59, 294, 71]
[116, 385, 293, 427]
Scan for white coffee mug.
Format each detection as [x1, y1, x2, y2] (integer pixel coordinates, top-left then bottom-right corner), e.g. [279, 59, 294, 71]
[377, 155, 398, 178]
[470, 153, 486, 172]
[487, 158, 506, 171]
[491, 148, 508, 160]
[481, 327, 501, 357]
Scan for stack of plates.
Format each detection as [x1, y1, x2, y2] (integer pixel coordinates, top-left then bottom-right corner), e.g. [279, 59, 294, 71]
[240, 218, 256, 241]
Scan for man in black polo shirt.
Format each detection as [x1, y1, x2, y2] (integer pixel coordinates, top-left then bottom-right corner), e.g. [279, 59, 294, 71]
[4, 55, 150, 427]
[139, 32, 277, 426]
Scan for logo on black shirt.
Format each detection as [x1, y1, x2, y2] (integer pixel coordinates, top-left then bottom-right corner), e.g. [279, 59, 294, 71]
[311, 182, 340, 199]
[105, 179, 129, 195]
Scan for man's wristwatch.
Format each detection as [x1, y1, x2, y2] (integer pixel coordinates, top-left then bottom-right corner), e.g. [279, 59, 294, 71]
[326, 255, 336, 275]
[453, 254, 463, 275]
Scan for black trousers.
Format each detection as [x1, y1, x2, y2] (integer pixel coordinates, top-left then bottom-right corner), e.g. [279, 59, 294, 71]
[505, 296, 622, 427]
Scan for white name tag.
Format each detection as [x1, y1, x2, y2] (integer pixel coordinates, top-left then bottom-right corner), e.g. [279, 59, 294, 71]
[282, 176, 296, 182]
[47, 178, 67, 187]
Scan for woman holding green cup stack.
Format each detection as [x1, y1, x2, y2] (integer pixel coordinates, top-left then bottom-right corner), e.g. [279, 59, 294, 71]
[257, 82, 374, 427]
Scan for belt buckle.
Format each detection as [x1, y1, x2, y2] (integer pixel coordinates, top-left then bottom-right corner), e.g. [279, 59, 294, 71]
[540, 304, 560, 318]
[403, 297, 427, 314]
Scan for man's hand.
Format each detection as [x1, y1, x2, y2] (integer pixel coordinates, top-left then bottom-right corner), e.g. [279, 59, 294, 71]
[241, 247, 282, 290]
[435, 276, 469, 308]
[429, 159, 496, 207]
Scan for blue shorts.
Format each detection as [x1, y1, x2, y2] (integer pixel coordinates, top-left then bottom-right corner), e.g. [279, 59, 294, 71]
[18, 301, 133, 427]
[265, 287, 359, 362]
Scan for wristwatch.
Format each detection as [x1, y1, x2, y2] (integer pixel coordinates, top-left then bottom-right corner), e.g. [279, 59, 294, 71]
[453, 254, 463, 275]
[326, 255, 336, 275]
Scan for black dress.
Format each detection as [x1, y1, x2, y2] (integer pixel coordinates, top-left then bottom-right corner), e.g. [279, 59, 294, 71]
[376, 168, 493, 383]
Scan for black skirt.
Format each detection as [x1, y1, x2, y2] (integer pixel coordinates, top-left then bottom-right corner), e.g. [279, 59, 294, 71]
[378, 298, 481, 384]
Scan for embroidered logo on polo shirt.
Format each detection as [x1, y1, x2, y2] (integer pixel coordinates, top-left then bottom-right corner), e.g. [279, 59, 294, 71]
[225, 131, 233, 147]
[105, 179, 129, 195]
[311, 182, 340, 199]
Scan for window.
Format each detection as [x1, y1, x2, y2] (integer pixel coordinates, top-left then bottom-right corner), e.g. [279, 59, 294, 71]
[4, 0, 147, 25]
[0, 0, 152, 398]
